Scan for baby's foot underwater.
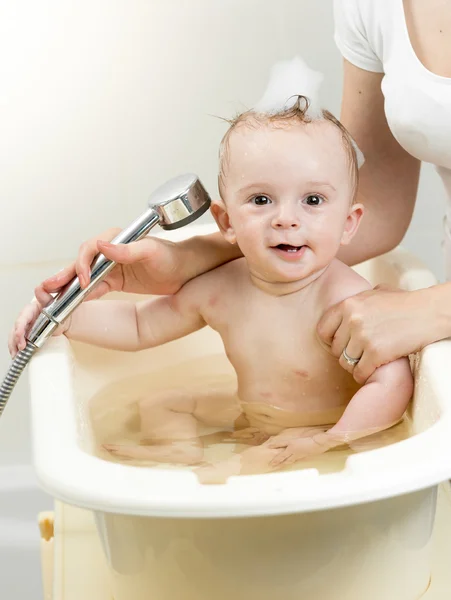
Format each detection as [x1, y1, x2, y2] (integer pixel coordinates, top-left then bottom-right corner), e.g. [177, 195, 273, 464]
[103, 440, 204, 465]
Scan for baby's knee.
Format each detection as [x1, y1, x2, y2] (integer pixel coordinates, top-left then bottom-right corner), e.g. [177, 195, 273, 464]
[139, 391, 195, 416]
[138, 396, 176, 420]
[173, 443, 204, 465]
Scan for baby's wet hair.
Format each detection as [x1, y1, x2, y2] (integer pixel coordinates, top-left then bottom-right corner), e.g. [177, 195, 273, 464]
[218, 95, 359, 201]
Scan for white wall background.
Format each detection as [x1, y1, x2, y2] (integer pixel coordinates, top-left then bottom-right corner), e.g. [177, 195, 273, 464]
[0, 5, 446, 595]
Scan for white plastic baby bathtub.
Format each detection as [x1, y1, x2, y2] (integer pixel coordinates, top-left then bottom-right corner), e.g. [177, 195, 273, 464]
[28, 224, 451, 600]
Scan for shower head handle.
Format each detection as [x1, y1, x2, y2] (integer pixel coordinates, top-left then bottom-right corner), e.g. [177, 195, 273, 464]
[26, 174, 211, 347]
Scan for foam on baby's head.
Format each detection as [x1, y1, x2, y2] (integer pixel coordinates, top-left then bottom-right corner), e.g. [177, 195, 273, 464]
[218, 57, 364, 201]
[254, 56, 324, 118]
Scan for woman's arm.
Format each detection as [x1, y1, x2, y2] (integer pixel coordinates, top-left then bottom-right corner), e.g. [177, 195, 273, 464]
[34, 228, 242, 303]
[337, 60, 421, 266]
[316, 61, 444, 382]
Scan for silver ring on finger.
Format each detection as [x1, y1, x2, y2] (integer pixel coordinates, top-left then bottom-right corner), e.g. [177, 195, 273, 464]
[342, 346, 361, 368]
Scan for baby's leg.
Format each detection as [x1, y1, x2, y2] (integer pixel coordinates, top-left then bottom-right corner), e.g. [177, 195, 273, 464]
[139, 390, 199, 441]
[195, 443, 281, 484]
[195, 426, 330, 484]
[104, 389, 203, 465]
[229, 427, 271, 445]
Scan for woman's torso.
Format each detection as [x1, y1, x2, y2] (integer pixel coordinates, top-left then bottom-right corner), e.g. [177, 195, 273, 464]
[335, 0, 451, 276]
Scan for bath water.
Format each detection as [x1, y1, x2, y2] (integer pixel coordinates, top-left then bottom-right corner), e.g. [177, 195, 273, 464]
[89, 354, 411, 476]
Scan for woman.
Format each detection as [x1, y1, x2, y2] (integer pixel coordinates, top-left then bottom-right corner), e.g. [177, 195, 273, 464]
[34, 0, 451, 383]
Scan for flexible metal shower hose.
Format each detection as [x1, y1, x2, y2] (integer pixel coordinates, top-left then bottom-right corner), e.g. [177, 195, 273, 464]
[0, 342, 37, 417]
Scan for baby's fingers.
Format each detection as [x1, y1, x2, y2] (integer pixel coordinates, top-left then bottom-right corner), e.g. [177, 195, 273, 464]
[231, 427, 259, 439]
[267, 439, 289, 450]
[10, 323, 26, 356]
[8, 326, 18, 358]
[270, 449, 294, 467]
[18, 305, 41, 347]
[14, 317, 32, 352]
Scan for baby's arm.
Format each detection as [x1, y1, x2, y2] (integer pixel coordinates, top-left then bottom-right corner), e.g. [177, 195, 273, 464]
[317, 357, 413, 447]
[9, 276, 210, 355]
[65, 276, 209, 351]
[269, 358, 413, 466]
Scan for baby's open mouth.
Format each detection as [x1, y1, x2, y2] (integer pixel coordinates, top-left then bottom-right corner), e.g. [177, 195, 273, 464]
[273, 244, 304, 253]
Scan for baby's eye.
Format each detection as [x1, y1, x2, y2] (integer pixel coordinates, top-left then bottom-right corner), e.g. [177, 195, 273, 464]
[304, 195, 324, 206]
[251, 195, 272, 206]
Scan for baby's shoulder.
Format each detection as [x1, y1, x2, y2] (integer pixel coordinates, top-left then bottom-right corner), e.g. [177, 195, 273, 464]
[198, 257, 248, 286]
[320, 259, 372, 310]
[180, 257, 248, 301]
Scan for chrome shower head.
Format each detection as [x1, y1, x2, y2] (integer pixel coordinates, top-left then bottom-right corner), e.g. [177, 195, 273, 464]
[149, 173, 211, 230]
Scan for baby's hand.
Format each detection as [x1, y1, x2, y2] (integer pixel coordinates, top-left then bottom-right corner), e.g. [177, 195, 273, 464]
[267, 430, 329, 467]
[230, 427, 270, 445]
[8, 300, 69, 358]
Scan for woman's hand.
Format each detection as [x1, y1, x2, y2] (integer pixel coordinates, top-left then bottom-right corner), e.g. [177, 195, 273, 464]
[35, 228, 186, 304]
[317, 284, 451, 383]
[35, 228, 242, 304]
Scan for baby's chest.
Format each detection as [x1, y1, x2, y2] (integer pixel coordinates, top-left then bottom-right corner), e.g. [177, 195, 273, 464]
[220, 309, 329, 376]
[210, 298, 360, 407]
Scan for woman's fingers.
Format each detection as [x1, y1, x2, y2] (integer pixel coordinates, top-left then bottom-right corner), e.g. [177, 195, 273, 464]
[343, 336, 364, 363]
[319, 296, 366, 375]
[329, 321, 350, 358]
[34, 284, 54, 307]
[40, 228, 121, 295]
[37, 237, 161, 305]
[96, 240, 150, 264]
[34, 226, 188, 308]
[75, 228, 121, 288]
[317, 292, 375, 380]
[338, 335, 365, 375]
[352, 351, 378, 384]
[317, 303, 343, 348]
[317, 286, 433, 383]
[41, 265, 76, 293]
[97, 236, 174, 266]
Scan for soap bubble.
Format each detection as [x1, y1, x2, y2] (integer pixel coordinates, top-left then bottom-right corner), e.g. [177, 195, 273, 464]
[254, 56, 324, 119]
[253, 56, 365, 168]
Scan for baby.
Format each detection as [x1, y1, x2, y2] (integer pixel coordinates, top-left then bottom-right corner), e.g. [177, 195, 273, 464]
[10, 98, 413, 483]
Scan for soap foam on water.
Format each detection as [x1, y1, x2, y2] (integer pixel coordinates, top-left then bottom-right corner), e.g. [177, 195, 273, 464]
[88, 355, 411, 477]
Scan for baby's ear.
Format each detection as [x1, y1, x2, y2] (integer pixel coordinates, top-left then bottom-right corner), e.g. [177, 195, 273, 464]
[340, 202, 364, 246]
[210, 200, 237, 244]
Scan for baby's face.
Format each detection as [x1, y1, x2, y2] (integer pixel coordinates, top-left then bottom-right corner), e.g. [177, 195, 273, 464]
[213, 120, 362, 285]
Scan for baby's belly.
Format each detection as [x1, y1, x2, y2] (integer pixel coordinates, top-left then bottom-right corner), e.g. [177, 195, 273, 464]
[240, 402, 346, 435]
[234, 363, 360, 435]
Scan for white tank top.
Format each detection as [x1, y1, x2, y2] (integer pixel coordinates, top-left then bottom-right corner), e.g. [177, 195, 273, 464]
[334, 0, 451, 278]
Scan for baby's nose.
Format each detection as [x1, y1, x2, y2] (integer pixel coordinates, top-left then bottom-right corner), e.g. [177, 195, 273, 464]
[272, 206, 301, 229]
